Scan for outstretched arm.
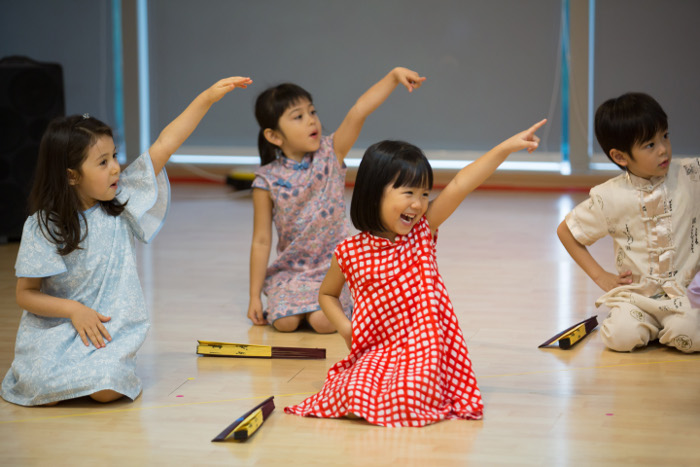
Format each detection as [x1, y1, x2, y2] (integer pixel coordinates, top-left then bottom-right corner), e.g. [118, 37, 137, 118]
[149, 76, 252, 175]
[557, 220, 632, 291]
[426, 119, 546, 232]
[319, 256, 352, 349]
[333, 67, 426, 161]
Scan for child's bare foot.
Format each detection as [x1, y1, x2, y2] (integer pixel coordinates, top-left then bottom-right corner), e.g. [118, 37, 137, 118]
[90, 389, 123, 403]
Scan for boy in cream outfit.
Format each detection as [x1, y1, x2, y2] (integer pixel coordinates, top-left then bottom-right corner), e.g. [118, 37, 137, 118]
[558, 93, 700, 352]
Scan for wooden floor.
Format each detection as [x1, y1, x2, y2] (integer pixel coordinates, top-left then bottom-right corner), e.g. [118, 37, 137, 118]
[1, 183, 699, 466]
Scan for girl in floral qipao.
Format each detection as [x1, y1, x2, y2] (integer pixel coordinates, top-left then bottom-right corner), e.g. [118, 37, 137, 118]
[248, 67, 425, 333]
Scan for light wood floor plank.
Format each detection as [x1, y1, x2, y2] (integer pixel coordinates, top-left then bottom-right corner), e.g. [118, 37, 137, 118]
[1, 184, 698, 466]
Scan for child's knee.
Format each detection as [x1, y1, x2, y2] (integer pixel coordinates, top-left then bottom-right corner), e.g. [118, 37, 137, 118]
[307, 311, 336, 334]
[658, 316, 700, 353]
[600, 309, 655, 352]
[601, 328, 648, 352]
[273, 315, 302, 332]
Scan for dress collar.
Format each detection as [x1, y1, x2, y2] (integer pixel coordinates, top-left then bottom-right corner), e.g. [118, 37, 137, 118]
[83, 204, 100, 214]
[276, 149, 312, 170]
[362, 230, 408, 249]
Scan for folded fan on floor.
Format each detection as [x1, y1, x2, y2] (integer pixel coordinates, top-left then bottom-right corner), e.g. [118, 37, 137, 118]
[212, 396, 275, 442]
[196, 340, 326, 359]
[538, 316, 599, 349]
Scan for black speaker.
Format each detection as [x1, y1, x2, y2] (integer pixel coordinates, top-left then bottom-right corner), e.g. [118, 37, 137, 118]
[0, 56, 65, 242]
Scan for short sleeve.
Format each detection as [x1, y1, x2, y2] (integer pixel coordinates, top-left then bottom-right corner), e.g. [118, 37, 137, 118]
[565, 190, 609, 246]
[15, 215, 67, 278]
[252, 173, 270, 191]
[322, 133, 346, 170]
[117, 152, 170, 243]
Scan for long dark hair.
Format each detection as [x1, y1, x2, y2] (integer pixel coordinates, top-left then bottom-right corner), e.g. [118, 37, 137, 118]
[254, 83, 313, 165]
[351, 140, 433, 233]
[30, 115, 126, 256]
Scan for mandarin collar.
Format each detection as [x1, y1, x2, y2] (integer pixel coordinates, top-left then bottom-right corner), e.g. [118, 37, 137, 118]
[625, 170, 665, 192]
[277, 150, 312, 170]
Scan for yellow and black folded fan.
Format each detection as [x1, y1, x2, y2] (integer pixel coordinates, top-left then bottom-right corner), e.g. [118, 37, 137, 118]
[538, 316, 598, 349]
[212, 396, 275, 442]
[197, 341, 325, 359]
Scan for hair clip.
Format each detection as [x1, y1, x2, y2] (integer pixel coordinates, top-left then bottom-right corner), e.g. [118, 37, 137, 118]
[82, 113, 90, 119]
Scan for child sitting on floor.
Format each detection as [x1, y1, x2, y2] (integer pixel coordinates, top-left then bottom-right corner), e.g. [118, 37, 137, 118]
[286, 119, 546, 426]
[557, 92, 700, 352]
[2, 76, 252, 406]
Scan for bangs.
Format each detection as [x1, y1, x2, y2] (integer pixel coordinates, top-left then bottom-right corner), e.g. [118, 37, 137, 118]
[267, 85, 313, 125]
[595, 92, 668, 162]
[350, 140, 433, 233]
[390, 154, 433, 190]
[631, 112, 668, 146]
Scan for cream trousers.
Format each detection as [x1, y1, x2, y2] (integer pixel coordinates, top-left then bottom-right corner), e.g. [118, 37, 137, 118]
[600, 293, 700, 353]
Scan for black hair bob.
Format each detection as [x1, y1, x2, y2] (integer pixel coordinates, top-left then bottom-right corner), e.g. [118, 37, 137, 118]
[350, 140, 433, 233]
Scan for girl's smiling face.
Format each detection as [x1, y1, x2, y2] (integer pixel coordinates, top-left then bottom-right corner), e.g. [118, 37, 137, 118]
[271, 98, 321, 161]
[69, 135, 121, 210]
[376, 182, 430, 241]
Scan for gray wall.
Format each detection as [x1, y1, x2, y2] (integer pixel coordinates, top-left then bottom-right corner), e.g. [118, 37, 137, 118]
[2, 0, 699, 161]
[594, 0, 700, 155]
[148, 0, 562, 153]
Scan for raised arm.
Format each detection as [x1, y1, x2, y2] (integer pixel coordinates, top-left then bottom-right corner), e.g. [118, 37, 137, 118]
[557, 220, 632, 292]
[426, 119, 546, 232]
[333, 67, 425, 161]
[149, 76, 252, 175]
[319, 256, 352, 349]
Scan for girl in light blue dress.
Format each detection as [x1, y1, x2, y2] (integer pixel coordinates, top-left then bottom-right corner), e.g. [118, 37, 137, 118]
[2, 76, 252, 406]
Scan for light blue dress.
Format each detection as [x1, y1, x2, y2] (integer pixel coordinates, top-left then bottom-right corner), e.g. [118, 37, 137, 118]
[1, 153, 169, 406]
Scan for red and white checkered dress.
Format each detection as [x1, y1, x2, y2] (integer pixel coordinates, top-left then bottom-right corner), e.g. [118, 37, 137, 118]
[285, 217, 483, 427]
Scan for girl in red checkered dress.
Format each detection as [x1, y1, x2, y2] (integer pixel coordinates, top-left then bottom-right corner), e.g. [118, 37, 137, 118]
[285, 119, 547, 427]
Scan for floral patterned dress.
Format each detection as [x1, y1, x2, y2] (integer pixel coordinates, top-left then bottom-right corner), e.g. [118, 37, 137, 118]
[252, 134, 352, 323]
[285, 217, 483, 427]
[1, 153, 169, 406]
